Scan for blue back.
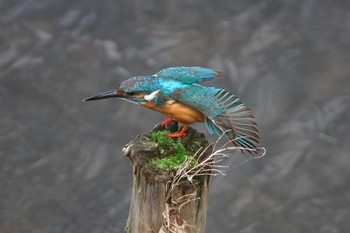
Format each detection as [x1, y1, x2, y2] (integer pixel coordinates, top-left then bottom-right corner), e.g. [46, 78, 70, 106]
[156, 66, 221, 84]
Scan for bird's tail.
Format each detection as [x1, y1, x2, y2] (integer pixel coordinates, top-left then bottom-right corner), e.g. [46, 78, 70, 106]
[207, 89, 263, 155]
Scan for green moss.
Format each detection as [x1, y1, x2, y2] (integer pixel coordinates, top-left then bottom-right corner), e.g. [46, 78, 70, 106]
[149, 130, 192, 170]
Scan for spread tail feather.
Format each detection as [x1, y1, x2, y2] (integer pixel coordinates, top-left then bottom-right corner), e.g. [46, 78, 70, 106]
[210, 89, 261, 154]
[205, 118, 222, 135]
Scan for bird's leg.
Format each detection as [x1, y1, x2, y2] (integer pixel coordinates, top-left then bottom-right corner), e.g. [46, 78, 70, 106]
[167, 125, 187, 138]
[161, 118, 173, 127]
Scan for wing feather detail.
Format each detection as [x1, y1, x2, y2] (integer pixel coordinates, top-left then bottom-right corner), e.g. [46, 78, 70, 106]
[167, 84, 262, 154]
[210, 89, 261, 153]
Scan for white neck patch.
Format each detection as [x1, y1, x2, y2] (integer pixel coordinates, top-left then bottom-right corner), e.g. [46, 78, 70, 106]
[144, 90, 161, 101]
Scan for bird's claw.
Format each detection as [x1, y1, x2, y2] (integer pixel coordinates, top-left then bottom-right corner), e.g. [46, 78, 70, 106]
[167, 127, 187, 138]
[161, 118, 173, 127]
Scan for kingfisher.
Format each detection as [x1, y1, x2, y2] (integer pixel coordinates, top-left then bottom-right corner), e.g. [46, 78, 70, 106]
[84, 66, 261, 154]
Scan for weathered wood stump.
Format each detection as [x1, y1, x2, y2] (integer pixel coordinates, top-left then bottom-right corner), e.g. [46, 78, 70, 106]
[123, 122, 212, 233]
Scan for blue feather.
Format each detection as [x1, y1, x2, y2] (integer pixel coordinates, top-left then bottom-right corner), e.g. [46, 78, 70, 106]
[156, 66, 222, 84]
[167, 85, 260, 153]
[205, 118, 222, 135]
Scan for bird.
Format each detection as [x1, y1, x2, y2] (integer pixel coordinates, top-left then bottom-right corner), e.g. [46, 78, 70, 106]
[84, 66, 261, 154]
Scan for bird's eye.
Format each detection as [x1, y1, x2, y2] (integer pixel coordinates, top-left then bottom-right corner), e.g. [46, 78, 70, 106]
[127, 92, 136, 96]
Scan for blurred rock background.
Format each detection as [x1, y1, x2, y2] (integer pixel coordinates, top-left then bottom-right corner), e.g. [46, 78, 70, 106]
[1, 0, 350, 232]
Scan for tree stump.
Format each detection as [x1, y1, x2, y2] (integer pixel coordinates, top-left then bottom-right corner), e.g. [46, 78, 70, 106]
[123, 122, 213, 233]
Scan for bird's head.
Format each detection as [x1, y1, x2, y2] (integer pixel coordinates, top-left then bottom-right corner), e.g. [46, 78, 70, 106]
[83, 76, 160, 104]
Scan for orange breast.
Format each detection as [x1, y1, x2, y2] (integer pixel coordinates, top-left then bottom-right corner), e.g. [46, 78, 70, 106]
[140, 99, 205, 125]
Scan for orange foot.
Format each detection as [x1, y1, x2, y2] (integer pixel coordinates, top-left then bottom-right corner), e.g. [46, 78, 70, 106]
[167, 126, 187, 138]
[161, 118, 173, 127]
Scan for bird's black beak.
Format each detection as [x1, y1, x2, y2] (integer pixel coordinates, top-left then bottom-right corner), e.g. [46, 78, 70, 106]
[83, 90, 127, 102]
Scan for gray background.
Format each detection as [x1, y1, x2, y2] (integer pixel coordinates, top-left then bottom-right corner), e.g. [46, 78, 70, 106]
[1, 0, 350, 232]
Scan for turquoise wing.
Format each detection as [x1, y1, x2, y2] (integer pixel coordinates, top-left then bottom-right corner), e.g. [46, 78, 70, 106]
[209, 89, 261, 154]
[155, 66, 222, 84]
[171, 86, 261, 154]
